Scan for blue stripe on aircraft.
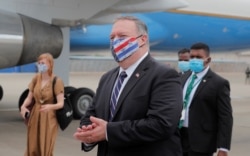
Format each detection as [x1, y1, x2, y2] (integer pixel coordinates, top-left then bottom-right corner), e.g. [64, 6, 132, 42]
[70, 12, 250, 52]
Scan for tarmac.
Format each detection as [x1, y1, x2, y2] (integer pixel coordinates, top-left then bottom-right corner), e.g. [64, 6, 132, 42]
[0, 72, 250, 156]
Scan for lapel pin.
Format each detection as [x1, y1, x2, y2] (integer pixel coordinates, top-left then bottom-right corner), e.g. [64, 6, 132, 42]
[203, 79, 206, 82]
[135, 73, 140, 78]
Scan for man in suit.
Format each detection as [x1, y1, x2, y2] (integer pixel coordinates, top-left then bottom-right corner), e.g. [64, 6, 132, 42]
[179, 42, 233, 156]
[177, 48, 190, 75]
[73, 16, 183, 156]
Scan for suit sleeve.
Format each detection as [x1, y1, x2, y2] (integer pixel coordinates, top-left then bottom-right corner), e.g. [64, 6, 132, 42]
[217, 79, 233, 150]
[79, 73, 108, 151]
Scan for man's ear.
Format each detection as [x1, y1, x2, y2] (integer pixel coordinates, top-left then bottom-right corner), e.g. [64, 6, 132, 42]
[206, 57, 211, 64]
[140, 35, 147, 47]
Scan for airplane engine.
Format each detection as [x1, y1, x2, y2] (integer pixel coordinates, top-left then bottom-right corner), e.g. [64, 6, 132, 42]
[0, 9, 63, 69]
[0, 9, 63, 102]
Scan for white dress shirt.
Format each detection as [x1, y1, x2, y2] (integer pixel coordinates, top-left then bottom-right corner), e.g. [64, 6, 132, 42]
[116, 52, 148, 99]
[182, 66, 209, 127]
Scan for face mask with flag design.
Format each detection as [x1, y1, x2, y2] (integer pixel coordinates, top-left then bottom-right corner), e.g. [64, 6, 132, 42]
[110, 35, 141, 62]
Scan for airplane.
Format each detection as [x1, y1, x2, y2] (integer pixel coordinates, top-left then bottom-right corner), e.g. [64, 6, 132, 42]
[70, 11, 250, 52]
[0, 0, 189, 118]
[70, 0, 250, 53]
[1, 0, 250, 118]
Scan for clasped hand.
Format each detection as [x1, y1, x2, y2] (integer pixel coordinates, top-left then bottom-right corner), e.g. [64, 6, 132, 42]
[73, 116, 107, 144]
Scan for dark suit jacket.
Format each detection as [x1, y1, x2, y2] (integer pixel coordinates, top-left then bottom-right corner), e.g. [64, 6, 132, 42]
[181, 69, 233, 153]
[179, 70, 191, 76]
[80, 55, 183, 156]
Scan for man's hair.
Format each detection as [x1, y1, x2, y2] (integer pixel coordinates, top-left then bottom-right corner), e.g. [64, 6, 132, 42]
[190, 42, 210, 56]
[114, 16, 148, 35]
[178, 48, 190, 55]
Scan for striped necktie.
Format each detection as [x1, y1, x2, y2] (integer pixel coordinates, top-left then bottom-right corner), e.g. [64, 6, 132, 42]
[179, 74, 197, 128]
[110, 71, 127, 121]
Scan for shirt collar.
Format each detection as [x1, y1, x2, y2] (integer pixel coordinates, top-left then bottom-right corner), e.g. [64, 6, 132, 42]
[119, 52, 148, 78]
[192, 66, 209, 79]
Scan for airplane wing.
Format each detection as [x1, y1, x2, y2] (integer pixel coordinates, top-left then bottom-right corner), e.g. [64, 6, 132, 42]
[176, 0, 250, 20]
[85, 0, 189, 24]
[0, 0, 188, 26]
[0, 0, 119, 26]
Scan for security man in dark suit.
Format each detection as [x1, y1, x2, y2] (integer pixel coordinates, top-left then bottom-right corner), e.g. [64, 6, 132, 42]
[179, 42, 233, 156]
[74, 16, 183, 156]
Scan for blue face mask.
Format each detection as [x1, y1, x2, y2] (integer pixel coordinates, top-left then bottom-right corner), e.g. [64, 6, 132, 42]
[178, 61, 190, 72]
[189, 58, 204, 73]
[37, 64, 48, 73]
[110, 35, 141, 62]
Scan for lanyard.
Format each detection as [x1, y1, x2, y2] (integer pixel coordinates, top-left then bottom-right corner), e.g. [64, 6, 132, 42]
[184, 75, 203, 104]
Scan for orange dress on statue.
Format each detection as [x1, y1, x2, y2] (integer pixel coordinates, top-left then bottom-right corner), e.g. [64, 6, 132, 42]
[25, 74, 64, 156]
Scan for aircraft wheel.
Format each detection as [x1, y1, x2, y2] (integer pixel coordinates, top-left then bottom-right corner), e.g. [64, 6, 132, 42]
[0, 85, 3, 101]
[64, 86, 76, 96]
[69, 88, 95, 119]
[18, 89, 29, 111]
